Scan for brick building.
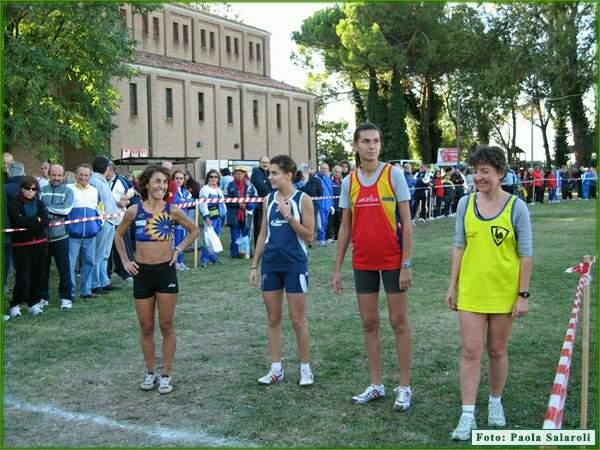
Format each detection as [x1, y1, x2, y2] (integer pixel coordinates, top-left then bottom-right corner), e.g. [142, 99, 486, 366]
[108, 4, 316, 176]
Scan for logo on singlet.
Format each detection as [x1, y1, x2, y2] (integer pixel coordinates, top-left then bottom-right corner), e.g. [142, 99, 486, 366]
[491, 226, 510, 246]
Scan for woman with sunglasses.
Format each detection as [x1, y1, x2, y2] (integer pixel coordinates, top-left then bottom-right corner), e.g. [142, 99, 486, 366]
[199, 170, 226, 267]
[7, 176, 50, 317]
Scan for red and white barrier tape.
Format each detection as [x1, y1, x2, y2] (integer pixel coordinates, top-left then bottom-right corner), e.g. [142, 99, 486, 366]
[543, 261, 593, 429]
[1, 195, 341, 233]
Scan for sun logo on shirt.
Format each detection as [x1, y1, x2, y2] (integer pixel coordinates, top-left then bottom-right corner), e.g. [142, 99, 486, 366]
[147, 212, 174, 241]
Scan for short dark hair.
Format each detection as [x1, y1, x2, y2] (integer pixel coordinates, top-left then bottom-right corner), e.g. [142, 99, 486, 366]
[220, 167, 231, 177]
[205, 169, 220, 184]
[138, 165, 171, 201]
[353, 123, 383, 167]
[469, 145, 507, 175]
[270, 154, 297, 175]
[92, 155, 111, 174]
[19, 176, 40, 192]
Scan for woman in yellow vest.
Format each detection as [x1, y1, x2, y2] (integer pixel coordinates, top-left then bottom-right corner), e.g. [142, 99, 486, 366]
[446, 145, 532, 440]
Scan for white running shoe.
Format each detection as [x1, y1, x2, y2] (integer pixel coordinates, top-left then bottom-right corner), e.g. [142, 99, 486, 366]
[60, 299, 73, 310]
[258, 369, 284, 385]
[488, 402, 506, 427]
[140, 372, 158, 391]
[352, 384, 385, 404]
[175, 263, 187, 272]
[3, 315, 10, 321]
[393, 386, 412, 411]
[158, 375, 173, 394]
[39, 299, 49, 309]
[9, 306, 21, 318]
[299, 366, 314, 386]
[28, 304, 44, 316]
[451, 414, 477, 440]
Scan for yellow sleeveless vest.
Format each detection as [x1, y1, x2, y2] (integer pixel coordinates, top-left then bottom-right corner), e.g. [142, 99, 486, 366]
[458, 194, 519, 313]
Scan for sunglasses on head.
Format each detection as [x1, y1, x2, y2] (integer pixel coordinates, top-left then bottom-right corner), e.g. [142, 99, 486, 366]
[23, 186, 37, 191]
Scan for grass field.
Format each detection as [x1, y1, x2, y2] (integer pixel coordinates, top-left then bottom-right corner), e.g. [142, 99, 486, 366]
[2, 200, 597, 447]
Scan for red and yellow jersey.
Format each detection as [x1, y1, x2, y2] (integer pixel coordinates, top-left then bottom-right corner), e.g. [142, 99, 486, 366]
[349, 164, 402, 270]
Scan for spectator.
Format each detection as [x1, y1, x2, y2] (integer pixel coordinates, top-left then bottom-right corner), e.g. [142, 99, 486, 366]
[532, 165, 544, 203]
[67, 163, 102, 299]
[315, 162, 334, 246]
[226, 167, 257, 258]
[3, 151, 14, 180]
[339, 160, 351, 179]
[450, 166, 466, 213]
[184, 170, 201, 200]
[412, 163, 431, 221]
[39, 164, 74, 310]
[106, 162, 134, 283]
[501, 166, 518, 195]
[441, 173, 455, 217]
[546, 168, 558, 203]
[90, 156, 119, 294]
[295, 163, 322, 244]
[199, 169, 227, 267]
[582, 167, 596, 200]
[161, 160, 178, 204]
[328, 165, 343, 240]
[572, 166, 583, 198]
[7, 176, 49, 317]
[37, 160, 50, 189]
[172, 169, 193, 271]
[432, 169, 444, 218]
[220, 167, 233, 191]
[250, 156, 273, 247]
[522, 169, 534, 203]
[4, 161, 26, 294]
[464, 167, 474, 194]
[403, 163, 416, 218]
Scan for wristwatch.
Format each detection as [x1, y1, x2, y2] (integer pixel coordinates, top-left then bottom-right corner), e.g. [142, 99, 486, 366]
[518, 291, 530, 299]
[401, 260, 413, 269]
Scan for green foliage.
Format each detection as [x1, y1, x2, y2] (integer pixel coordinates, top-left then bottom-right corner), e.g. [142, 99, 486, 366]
[4, 3, 147, 158]
[386, 67, 409, 161]
[316, 120, 351, 167]
[553, 106, 570, 167]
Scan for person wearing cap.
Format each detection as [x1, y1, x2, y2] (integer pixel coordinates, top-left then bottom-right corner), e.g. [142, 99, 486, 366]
[226, 166, 257, 258]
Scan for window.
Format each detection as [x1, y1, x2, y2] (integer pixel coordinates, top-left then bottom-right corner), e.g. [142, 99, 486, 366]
[153, 17, 159, 38]
[173, 22, 179, 43]
[183, 25, 189, 45]
[166, 88, 173, 119]
[253, 100, 259, 127]
[225, 36, 231, 53]
[200, 29, 206, 48]
[198, 92, 204, 122]
[276, 103, 282, 129]
[256, 43, 261, 61]
[249, 41, 254, 59]
[119, 9, 127, 29]
[297, 106, 302, 130]
[234, 37, 239, 56]
[129, 83, 138, 116]
[226, 96, 233, 124]
[142, 14, 148, 35]
[209, 31, 215, 50]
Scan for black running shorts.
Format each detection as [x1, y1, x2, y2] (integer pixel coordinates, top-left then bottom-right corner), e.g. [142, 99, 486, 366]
[133, 261, 179, 299]
[353, 268, 407, 294]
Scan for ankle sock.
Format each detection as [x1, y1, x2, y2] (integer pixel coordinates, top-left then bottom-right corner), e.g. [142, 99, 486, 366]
[271, 362, 282, 373]
[489, 395, 502, 405]
[300, 362, 311, 372]
[462, 405, 475, 416]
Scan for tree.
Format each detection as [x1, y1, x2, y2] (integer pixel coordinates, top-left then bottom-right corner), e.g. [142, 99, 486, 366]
[316, 120, 351, 167]
[387, 66, 409, 160]
[4, 3, 154, 159]
[553, 106, 570, 168]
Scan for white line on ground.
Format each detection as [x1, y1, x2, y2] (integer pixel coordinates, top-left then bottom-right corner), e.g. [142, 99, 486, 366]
[4, 396, 256, 447]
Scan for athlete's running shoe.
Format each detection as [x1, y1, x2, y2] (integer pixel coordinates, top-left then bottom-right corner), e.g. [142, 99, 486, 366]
[352, 384, 385, 404]
[158, 375, 173, 394]
[258, 370, 284, 385]
[488, 402, 506, 427]
[299, 366, 314, 386]
[393, 386, 412, 411]
[140, 371, 158, 391]
[451, 414, 477, 441]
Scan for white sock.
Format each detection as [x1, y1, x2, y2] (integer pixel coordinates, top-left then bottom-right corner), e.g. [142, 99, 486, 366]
[398, 385, 411, 392]
[372, 383, 384, 389]
[489, 395, 502, 405]
[300, 362, 311, 372]
[462, 405, 475, 416]
[271, 362, 282, 373]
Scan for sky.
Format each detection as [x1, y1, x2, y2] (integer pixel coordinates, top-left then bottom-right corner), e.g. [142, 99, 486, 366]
[230, 2, 581, 164]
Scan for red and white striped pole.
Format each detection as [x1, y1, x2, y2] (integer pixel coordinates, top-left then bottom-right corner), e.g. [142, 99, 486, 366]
[543, 259, 594, 429]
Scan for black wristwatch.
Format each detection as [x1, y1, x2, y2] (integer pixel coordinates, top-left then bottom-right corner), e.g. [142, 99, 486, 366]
[518, 291, 530, 299]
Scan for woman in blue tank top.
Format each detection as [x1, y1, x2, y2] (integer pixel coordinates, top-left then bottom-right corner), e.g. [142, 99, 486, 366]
[250, 155, 316, 387]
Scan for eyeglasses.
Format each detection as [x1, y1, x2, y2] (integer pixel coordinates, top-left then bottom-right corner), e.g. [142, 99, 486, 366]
[209, 175, 219, 179]
[23, 186, 37, 191]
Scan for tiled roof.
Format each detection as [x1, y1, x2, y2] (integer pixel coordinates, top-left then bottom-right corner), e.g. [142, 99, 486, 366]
[134, 51, 313, 96]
